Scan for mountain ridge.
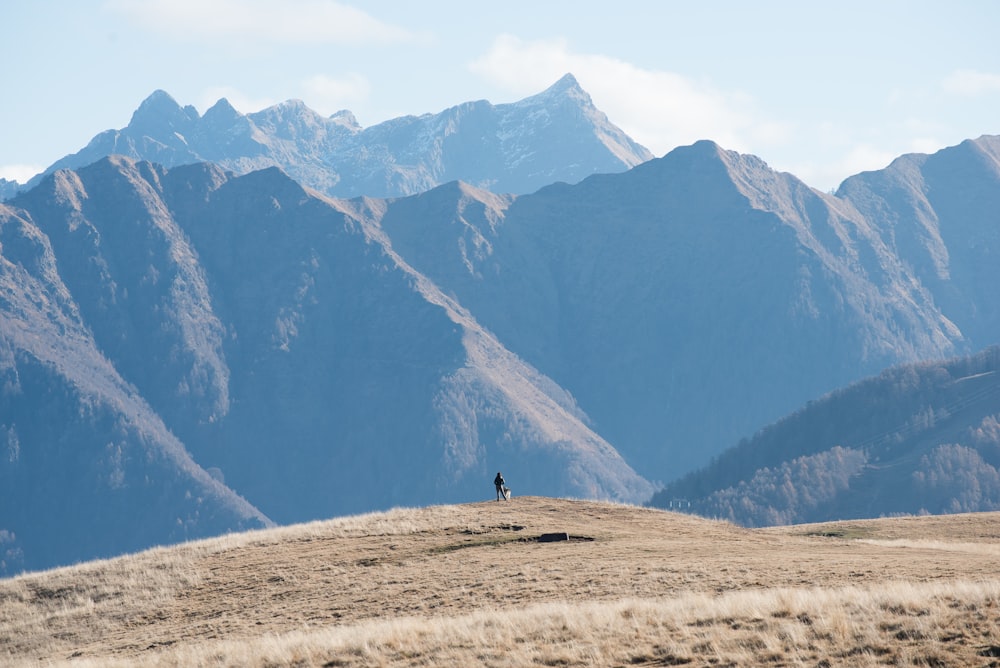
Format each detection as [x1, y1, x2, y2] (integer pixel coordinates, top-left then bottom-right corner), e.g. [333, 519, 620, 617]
[378, 138, 966, 476]
[12, 74, 652, 201]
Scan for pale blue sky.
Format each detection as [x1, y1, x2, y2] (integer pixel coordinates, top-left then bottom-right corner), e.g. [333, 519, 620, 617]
[3, 1, 999, 191]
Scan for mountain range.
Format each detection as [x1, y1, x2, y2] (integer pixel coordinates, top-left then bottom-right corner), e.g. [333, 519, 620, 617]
[2, 76, 1000, 575]
[6, 73, 650, 201]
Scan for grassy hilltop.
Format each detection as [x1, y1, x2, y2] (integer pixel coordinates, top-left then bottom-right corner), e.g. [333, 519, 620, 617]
[3, 497, 1000, 666]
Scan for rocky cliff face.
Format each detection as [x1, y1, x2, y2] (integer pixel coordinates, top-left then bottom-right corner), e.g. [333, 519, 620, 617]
[0, 192, 270, 574]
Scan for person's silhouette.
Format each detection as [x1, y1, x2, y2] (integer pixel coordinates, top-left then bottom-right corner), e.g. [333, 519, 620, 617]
[494, 472, 508, 501]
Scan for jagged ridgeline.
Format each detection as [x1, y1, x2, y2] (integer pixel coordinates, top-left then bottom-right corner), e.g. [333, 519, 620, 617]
[16, 74, 651, 200]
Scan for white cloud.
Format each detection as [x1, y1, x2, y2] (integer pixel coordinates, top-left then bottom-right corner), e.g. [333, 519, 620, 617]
[942, 69, 1000, 96]
[105, 0, 421, 45]
[198, 87, 279, 115]
[301, 73, 371, 115]
[830, 144, 897, 178]
[468, 34, 788, 157]
[906, 136, 947, 156]
[466, 35, 976, 193]
[196, 75, 371, 119]
[0, 164, 43, 184]
[781, 132, 949, 193]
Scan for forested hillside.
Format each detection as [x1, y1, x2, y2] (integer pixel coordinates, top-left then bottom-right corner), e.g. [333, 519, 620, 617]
[653, 346, 1000, 525]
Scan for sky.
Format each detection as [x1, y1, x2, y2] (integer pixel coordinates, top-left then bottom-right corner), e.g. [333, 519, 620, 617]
[3, 1, 1000, 192]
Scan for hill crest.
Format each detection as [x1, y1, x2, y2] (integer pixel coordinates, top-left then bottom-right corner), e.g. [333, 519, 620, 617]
[4, 496, 1000, 667]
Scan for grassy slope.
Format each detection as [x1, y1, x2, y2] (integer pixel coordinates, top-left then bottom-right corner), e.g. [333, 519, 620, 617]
[2, 497, 999, 667]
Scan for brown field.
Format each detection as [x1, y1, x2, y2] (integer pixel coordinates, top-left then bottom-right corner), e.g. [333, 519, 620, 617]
[2, 496, 1000, 667]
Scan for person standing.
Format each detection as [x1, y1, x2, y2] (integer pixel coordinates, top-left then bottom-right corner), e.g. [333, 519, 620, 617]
[494, 471, 507, 501]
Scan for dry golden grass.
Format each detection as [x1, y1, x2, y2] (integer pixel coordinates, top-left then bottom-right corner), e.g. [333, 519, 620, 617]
[3, 497, 1000, 667]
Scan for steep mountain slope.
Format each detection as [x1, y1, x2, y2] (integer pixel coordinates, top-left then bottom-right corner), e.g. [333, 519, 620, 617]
[0, 157, 651, 574]
[159, 162, 650, 519]
[653, 346, 1000, 525]
[373, 140, 963, 478]
[14, 161, 231, 434]
[838, 135, 1000, 352]
[0, 196, 271, 575]
[19, 74, 652, 200]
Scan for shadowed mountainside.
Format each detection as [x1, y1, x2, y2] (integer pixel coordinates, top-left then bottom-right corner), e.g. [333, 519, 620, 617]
[0, 193, 271, 574]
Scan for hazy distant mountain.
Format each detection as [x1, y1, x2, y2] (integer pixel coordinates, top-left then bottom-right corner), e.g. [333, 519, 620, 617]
[372, 139, 965, 477]
[19, 74, 652, 200]
[0, 179, 17, 201]
[0, 187, 270, 574]
[653, 346, 1000, 525]
[0, 156, 651, 574]
[837, 135, 1000, 352]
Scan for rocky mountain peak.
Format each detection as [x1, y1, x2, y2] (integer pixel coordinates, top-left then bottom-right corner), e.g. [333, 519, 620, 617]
[203, 97, 242, 125]
[329, 109, 361, 132]
[0, 178, 19, 201]
[128, 89, 199, 136]
[28, 77, 652, 200]
[252, 99, 324, 126]
[543, 72, 585, 97]
[48, 168, 88, 210]
[512, 72, 592, 113]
